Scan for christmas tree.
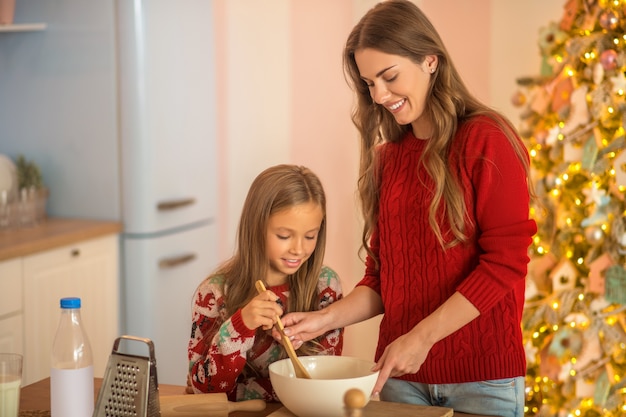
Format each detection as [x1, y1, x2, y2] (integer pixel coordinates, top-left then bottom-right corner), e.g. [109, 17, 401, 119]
[513, 0, 626, 415]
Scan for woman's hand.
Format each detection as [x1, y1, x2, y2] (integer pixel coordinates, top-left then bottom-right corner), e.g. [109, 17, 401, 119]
[279, 310, 330, 348]
[370, 330, 433, 396]
[241, 290, 283, 331]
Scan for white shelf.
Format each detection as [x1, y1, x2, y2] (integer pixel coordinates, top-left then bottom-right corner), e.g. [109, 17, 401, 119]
[0, 23, 46, 33]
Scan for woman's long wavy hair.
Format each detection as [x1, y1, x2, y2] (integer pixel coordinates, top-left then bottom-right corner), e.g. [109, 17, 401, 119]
[215, 164, 327, 355]
[344, 0, 533, 263]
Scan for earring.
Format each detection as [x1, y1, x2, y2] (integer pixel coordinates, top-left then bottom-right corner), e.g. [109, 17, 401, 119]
[431, 68, 436, 73]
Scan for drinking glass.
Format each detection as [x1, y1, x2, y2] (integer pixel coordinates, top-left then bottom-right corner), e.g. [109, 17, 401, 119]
[0, 353, 23, 417]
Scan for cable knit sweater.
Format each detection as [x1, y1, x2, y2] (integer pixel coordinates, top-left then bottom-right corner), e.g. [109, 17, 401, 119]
[188, 266, 343, 401]
[359, 116, 537, 384]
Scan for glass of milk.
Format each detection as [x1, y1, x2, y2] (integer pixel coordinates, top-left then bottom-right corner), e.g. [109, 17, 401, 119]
[0, 353, 22, 417]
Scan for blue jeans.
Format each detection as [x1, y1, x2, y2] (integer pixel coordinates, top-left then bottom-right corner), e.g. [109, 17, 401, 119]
[380, 377, 524, 417]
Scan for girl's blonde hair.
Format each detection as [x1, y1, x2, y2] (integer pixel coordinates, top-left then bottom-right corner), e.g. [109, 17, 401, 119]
[343, 0, 533, 262]
[216, 164, 327, 355]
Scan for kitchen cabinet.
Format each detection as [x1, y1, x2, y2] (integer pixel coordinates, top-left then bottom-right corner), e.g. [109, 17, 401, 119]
[0, 258, 23, 356]
[0, 218, 121, 385]
[23, 234, 119, 385]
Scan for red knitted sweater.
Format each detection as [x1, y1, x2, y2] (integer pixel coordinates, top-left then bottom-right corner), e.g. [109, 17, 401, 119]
[359, 116, 537, 384]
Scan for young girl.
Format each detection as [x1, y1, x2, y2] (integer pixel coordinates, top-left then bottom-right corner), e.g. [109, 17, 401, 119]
[187, 164, 343, 401]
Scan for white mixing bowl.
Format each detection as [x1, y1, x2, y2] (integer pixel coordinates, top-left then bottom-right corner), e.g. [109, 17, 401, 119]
[269, 356, 378, 417]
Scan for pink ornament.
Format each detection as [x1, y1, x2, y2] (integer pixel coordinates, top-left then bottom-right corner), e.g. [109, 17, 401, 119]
[600, 49, 618, 71]
[588, 253, 614, 294]
[511, 90, 527, 107]
[599, 10, 619, 31]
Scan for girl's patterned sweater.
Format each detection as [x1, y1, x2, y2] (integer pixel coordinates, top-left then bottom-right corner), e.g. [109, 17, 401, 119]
[188, 266, 343, 401]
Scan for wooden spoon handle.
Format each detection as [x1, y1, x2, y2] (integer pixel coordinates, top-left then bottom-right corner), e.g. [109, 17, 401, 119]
[255, 280, 312, 379]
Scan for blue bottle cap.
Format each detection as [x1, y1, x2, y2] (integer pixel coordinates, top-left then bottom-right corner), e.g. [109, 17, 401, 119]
[60, 297, 81, 309]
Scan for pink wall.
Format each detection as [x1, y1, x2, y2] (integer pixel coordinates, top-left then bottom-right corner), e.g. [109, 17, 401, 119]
[289, 1, 361, 288]
[422, 0, 492, 103]
[213, 0, 229, 261]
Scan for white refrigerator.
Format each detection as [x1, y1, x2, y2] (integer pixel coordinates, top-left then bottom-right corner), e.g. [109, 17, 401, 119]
[115, 0, 218, 385]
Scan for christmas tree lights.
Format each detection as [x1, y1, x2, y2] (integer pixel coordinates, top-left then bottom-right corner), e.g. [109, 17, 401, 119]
[514, 0, 626, 415]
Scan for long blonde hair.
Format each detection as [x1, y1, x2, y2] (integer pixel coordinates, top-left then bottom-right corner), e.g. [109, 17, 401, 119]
[215, 164, 327, 354]
[344, 0, 533, 262]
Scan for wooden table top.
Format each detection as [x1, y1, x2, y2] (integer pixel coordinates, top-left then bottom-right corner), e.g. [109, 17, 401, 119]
[19, 377, 495, 417]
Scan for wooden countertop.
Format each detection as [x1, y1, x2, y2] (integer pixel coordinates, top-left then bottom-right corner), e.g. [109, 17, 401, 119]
[0, 217, 122, 261]
[20, 377, 494, 417]
[19, 378, 281, 416]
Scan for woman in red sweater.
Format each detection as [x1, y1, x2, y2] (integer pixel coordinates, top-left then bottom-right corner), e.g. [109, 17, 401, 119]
[187, 164, 343, 401]
[281, 1, 536, 416]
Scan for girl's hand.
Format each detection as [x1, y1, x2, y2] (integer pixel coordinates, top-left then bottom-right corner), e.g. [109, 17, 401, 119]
[241, 290, 283, 331]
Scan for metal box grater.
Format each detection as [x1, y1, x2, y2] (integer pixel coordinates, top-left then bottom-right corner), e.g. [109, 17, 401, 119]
[93, 335, 161, 417]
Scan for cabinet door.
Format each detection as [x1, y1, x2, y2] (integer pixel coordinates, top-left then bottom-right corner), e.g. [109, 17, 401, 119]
[22, 235, 119, 385]
[0, 259, 23, 356]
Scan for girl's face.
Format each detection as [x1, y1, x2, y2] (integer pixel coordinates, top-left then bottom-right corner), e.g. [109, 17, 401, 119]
[265, 201, 324, 286]
[355, 48, 437, 138]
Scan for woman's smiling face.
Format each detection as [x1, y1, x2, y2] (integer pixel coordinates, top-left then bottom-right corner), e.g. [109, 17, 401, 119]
[355, 48, 437, 138]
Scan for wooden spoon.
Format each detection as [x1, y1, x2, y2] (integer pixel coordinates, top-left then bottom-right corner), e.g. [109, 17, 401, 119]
[255, 280, 312, 379]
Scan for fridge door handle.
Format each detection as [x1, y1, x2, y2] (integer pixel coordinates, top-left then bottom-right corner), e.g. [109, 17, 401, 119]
[158, 253, 197, 269]
[157, 198, 196, 211]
